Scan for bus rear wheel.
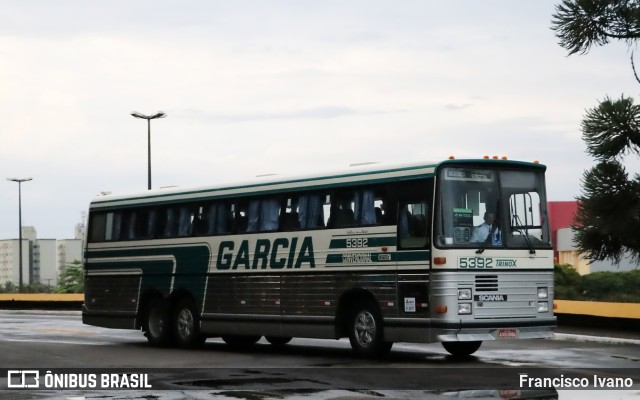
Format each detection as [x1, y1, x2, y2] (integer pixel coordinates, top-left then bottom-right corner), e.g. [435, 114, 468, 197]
[348, 303, 393, 357]
[173, 299, 205, 348]
[143, 298, 173, 347]
[442, 341, 482, 357]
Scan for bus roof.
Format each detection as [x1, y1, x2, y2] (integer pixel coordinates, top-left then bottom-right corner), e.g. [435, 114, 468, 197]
[90, 158, 546, 210]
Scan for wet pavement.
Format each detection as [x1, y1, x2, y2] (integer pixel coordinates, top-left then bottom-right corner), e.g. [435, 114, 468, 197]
[0, 310, 638, 399]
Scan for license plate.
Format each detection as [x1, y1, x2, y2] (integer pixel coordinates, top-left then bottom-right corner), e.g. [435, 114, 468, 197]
[497, 328, 518, 339]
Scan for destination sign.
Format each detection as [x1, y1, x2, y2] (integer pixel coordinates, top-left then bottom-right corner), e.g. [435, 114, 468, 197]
[444, 168, 494, 182]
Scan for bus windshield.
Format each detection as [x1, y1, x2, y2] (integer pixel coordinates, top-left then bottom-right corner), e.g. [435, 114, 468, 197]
[436, 166, 552, 250]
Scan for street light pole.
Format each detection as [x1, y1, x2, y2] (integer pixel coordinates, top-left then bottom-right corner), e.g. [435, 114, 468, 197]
[7, 177, 32, 293]
[130, 111, 166, 190]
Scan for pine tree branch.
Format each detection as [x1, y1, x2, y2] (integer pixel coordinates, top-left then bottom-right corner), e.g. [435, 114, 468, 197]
[632, 52, 640, 86]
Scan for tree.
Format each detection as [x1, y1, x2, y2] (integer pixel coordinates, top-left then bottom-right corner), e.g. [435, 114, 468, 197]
[552, 0, 640, 264]
[0, 281, 17, 294]
[552, 0, 640, 56]
[56, 261, 84, 294]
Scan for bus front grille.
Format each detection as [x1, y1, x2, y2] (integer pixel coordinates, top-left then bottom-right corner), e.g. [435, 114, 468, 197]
[475, 275, 498, 292]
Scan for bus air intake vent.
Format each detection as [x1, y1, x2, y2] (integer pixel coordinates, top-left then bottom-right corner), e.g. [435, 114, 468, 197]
[475, 275, 498, 292]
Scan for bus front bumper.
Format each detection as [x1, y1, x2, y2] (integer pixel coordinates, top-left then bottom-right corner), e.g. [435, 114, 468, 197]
[433, 317, 557, 342]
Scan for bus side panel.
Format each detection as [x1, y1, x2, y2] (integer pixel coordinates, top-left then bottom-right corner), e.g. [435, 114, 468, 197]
[200, 270, 399, 339]
[83, 273, 141, 329]
[201, 273, 283, 336]
[83, 243, 211, 329]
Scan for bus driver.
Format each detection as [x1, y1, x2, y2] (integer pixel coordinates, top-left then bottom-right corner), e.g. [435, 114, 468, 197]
[471, 211, 501, 244]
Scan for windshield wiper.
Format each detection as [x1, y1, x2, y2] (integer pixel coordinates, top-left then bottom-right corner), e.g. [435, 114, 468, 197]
[512, 215, 536, 255]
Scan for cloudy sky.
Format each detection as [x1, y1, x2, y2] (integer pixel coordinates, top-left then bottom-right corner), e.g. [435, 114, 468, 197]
[0, 1, 635, 239]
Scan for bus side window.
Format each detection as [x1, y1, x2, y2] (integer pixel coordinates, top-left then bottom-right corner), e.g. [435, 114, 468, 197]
[190, 206, 205, 236]
[120, 211, 134, 240]
[247, 200, 260, 232]
[354, 190, 377, 226]
[234, 202, 248, 233]
[398, 202, 429, 249]
[204, 202, 231, 235]
[88, 213, 107, 242]
[298, 194, 325, 229]
[261, 198, 280, 232]
[280, 197, 300, 231]
[177, 206, 192, 237]
[163, 208, 178, 237]
[328, 192, 356, 228]
[247, 198, 281, 232]
[111, 212, 123, 241]
[146, 208, 158, 239]
[132, 210, 152, 240]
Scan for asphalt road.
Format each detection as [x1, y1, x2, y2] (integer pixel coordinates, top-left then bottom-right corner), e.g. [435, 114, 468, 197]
[0, 310, 639, 400]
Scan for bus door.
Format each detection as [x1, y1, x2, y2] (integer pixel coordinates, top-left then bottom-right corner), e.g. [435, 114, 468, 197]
[396, 182, 431, 319]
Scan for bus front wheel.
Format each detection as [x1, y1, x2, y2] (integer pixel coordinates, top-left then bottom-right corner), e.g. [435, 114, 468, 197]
[442, 341, 482, 357]
[143, 298, 173, 347]
[173, 299, 205, 348]
[348, 303, 393, 357]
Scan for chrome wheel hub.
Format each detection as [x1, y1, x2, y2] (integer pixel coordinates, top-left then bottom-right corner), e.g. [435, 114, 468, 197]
[354, 310, 376, 347]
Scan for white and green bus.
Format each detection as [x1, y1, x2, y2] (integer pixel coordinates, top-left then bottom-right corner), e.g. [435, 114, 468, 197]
[83, 158, 555, 356]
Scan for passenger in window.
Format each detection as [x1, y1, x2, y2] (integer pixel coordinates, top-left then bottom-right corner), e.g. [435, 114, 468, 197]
[471, 212, 501, 244]
[328, 199, 355, 228]
[191, 212, 205, 236]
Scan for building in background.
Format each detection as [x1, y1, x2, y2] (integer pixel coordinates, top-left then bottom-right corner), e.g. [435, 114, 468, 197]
[0, 226, 83, 288]
[0, 239, 29, 287]
[548, 201, 637, 274]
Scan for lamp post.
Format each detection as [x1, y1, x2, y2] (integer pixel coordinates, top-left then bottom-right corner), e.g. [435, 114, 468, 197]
[7, 177, 32, 293]
[130, 111, 166, 190]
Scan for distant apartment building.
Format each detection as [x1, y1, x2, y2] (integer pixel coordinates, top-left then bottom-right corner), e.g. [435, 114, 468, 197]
[0, 239, 29, 286]
[0, 227, 83, 288]
[548, 201, 637, 274]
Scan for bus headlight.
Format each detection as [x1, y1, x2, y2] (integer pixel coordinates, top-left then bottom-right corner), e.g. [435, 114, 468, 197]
[538, 302, 549, 313]
[537, 287, 548, 299]
[458, 303, 472, 315]
[458, 289, 472, 300]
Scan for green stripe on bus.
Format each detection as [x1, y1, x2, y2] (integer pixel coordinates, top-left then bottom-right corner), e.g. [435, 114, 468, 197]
[396, 251, 430, 262]
[86, 245, 210, 304]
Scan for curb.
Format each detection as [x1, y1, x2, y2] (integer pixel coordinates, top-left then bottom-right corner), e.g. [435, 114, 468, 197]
[553, 333, 640, 346]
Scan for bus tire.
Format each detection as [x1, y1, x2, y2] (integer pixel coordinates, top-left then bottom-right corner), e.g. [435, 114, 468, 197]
[265, 336, 292, 346]
[442, 341, 482, 357]
[348, 303, 393, 357]
[143, 298, 173, 347]
[173, 298, 205, 348]
[222, 335, 261, 349]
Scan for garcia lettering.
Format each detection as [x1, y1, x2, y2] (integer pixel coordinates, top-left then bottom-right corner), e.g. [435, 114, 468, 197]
[216, 237, 315, 270]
